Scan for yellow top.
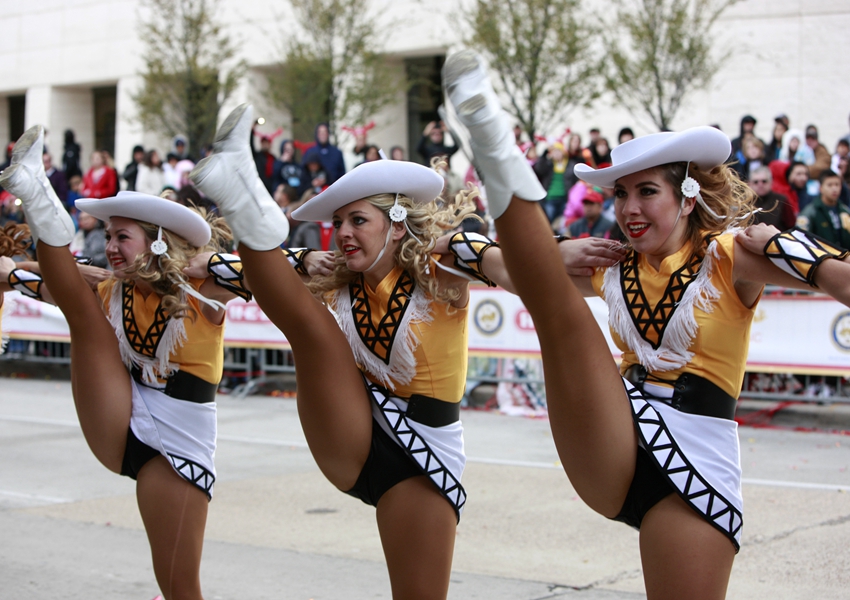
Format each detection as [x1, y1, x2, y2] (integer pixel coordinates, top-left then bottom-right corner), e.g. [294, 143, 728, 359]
[592, 233, 759, 398]
[332, 265, 468, 403]
[98, 278, 224, 385]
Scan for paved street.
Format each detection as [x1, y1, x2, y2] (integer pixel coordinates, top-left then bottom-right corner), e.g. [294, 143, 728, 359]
[1, 377, 849, 599]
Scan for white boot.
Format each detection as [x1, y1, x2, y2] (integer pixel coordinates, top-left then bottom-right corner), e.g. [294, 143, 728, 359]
[190, 104, 289, 251]
[442, 51, 545, 219]
[0, 126, 75, 247]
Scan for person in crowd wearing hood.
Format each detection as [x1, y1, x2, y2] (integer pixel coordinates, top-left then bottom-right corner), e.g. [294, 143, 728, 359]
[765, 114, 788, 162]
[442, 49, 850, 600]
[730, 115, 764, 156]
[63, 129, 82, 179]
[272, 139, 305, 195]
[786, 161, 815, 213]
[618, 127, 635, 145]
[779, 129, 815, 166]
[301, 123, 346, 185]
[748, 166, 795, 230]
[416, 121, 459, 164]
[804, 125, 831, 180]
[797, 170, 850, 251]
[122, 145, 145, 192]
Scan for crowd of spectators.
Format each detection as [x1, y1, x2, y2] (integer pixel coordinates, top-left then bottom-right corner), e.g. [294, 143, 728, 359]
[526, 113, 850, 251]
[3, 110, 850, 266]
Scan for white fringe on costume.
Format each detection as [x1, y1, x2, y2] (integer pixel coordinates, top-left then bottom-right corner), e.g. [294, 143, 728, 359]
[106, 281, 187, 387]
[331, 285, 433, 391]
[601, 239, 722, 373]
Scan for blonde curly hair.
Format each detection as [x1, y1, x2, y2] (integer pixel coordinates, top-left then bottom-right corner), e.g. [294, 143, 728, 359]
[0, 222, 31, 257]
[308, 162, 481, 304]
[117, 207, 233, 320]
[655, 161, 757, 255]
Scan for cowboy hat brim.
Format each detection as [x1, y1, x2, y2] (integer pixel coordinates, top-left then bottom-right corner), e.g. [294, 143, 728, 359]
[292, 159, 444, 222]
[76, 191, 212, 248]
[574, 126, 731, 188]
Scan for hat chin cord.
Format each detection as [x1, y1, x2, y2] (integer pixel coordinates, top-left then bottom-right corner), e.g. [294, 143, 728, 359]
[150, 225, 227, 311]
[364, 193, 429, 274]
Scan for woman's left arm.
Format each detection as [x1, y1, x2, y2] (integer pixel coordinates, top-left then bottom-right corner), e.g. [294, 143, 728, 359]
[734, 224, 850, 307]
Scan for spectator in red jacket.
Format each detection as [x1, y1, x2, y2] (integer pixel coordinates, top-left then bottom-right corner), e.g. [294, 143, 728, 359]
[80, 151, 117, 199]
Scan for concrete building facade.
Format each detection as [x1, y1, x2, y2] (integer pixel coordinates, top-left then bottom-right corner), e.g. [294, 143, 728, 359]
[0, 0, 847, 174]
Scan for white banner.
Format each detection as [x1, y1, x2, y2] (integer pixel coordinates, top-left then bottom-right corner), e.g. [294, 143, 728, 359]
[4, 289, 850, 375]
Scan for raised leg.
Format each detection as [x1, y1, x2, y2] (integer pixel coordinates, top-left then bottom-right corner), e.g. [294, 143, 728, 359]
[376, 476, 457, 600]
[137, 457, 209, 600]
[238, 247, 373, 489]
[639, 494, 735, 600]
[191, 104, 373, 490]
[443, 51, 636, 516]
[37, 243, 132, 472]
[495, 200, 636, 516]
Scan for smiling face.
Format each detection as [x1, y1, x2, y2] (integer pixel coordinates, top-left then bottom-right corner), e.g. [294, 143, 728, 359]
[105, 216, 150, 277]
[613, 167, 694, 266]
[333, 199, 403, 279]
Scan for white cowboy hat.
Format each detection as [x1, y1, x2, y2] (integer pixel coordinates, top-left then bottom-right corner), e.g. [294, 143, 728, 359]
[574, 126, 731, 188]
[76, 191, 212, 247]
[291, 159, 444, 222]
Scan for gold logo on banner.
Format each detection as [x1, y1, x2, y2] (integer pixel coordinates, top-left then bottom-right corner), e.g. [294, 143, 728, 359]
[831, 311, 850, 352]
[473, 299, 503, 336]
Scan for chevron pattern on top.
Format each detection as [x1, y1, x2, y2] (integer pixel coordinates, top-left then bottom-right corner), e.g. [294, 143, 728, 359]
[624, 379, 742, 550]
[350, 271, 415, 364]
[121, 283, 169, 359]
[619, 249, 704, 349]
[366, 381, 466, 520]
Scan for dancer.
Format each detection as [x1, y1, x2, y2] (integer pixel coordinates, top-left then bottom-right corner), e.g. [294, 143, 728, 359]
[1, 222, 32, 350]
[188, 103, 621, 598]
[0, 125, 247, 600]
[441, 51, 850, 600]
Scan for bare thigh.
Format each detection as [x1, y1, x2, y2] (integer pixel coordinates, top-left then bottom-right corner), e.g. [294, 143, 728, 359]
[37, 243, 132, 472]
[376, 476, 457, 600]
[239, 247, 373, 490]
[137, 456, 209, 600]
[495, 201, 637, 515]
[640, 494, 735, 600]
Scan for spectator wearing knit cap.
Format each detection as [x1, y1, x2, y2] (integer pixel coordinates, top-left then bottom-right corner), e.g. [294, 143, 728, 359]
[567, 187, 613, 239]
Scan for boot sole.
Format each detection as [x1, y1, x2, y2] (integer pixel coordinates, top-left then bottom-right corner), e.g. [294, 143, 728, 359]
[0, 163, 23, 191]
[215, 104, 251, 145]
[11, 125, 43, 166]
[443, 50, 483, 87]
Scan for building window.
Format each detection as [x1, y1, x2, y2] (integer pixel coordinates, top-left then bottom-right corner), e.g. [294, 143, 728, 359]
[405, 56, 445, 165]
[8, 95, 26, 143]
[93, 86, 117, 158]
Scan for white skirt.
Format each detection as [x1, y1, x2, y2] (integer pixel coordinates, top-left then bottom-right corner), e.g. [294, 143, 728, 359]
[625, 378, 743, 550]
[130, 378, 217, 498]
[365, 379, 467, 519]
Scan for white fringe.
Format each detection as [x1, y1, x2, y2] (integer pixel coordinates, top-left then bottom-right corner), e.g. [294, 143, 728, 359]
[332, 283, 433, 391]
[601, 240, 721, 373]
[106, 281, 187, 387]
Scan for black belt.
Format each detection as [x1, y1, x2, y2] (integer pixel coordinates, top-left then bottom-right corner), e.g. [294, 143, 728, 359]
[405, 394, 460, 428]
[623, 365, 737, 421]
[131, 366, 218, 404]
